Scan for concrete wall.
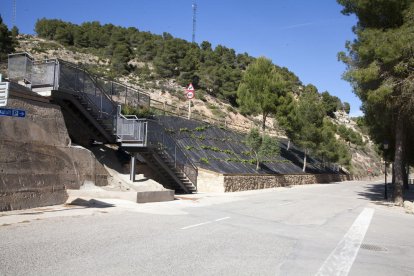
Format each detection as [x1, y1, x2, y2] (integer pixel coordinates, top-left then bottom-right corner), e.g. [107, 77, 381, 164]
[197, 168, 225, 193]
[223, 174, 353, 192]
[0, 95, 108, 211]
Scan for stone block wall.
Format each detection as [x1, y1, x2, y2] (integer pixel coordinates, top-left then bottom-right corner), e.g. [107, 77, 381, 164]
[223, 174, 353, 192]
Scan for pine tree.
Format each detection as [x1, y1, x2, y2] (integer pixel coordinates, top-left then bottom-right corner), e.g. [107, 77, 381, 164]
[0, 16, 15, 61]
[237, 57, 288, 132]
[338, 0, 414, 204]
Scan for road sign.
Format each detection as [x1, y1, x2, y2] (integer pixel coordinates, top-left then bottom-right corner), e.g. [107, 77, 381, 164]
[186, 83, 195, 93]
[186, 91, 194, 99]
[0, 81, 9, 107]
[0, 107, 26, 118]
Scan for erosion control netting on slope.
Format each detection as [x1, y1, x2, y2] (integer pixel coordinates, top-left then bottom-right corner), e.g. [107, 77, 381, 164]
[156, 116, 341, 174]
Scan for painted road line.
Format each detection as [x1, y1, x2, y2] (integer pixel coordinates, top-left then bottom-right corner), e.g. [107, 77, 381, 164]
[181, 221, 212, 230]
[316, 207, 375, 276]
[215, 216, 230, 222]
[181, 217, 231, 230]
[279, 202, 294, 206]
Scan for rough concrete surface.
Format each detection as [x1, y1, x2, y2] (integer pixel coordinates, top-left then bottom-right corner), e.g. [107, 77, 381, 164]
[0, 96, 108, 211]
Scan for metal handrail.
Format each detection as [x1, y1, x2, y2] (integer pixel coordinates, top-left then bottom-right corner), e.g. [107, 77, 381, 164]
[97, 77, 150, 108]
[58, 60, 117, 108]
[147, 119, 198, 188]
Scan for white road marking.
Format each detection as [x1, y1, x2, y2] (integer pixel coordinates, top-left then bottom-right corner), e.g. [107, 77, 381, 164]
[181, 217, 231, 230]
[316, 207, 375, 276]
[215, 216, 230, 222]
[279, 202, 294, 206]
[181, 221, 212, 230]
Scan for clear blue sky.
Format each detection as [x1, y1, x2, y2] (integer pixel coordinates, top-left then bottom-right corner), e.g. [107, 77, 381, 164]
[1, 0, 361, 116]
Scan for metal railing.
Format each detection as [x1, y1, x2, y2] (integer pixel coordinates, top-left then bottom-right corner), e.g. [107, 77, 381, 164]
[7, 53, 149, 141]
[58, 61, 117, 123]
[8, 53, 33, 83]
[147, 119, 198, 188]
[149, 98, 283, 136]
[97, 78, 150, 108]
[116, 106, 148, 145]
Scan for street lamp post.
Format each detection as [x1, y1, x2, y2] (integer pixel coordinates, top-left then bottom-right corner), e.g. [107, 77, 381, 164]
[384, 141, 389, 200]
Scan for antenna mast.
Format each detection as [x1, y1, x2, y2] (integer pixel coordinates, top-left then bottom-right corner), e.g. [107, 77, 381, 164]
[12, 0, 17, 27]
[192, 1, 197, 43]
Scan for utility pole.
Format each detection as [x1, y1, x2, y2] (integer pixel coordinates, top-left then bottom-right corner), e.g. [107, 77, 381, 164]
[192, 1, 197, 43]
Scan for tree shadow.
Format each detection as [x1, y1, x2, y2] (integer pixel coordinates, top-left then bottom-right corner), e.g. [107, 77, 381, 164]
[357, 183, 386, 202]
[357, 183, 414, 204]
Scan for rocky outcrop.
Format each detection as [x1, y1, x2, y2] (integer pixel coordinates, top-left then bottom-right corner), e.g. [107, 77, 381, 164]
[0, 91, 108, 211]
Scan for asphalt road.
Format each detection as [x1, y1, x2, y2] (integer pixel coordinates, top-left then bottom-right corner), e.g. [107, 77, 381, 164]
[1, 180, 414, 276]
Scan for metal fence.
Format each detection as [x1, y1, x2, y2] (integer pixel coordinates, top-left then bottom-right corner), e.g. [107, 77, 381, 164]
[147, 119, 198, 188]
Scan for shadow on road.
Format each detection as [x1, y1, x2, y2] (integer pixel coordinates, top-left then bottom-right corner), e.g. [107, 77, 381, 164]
[67, 198, 115, 208]
[357, 183, 387, 202]
[357, 183, 414, 204]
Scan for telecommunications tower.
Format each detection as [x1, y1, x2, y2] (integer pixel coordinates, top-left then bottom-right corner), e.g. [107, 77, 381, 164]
[12, 0, 17, 27]
[192, 1, 197, 43]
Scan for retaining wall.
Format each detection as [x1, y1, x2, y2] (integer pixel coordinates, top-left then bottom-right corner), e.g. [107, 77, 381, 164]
[0, 93, 108, 211]
[223, 174, 353, 192]
[196, 168, 354, 193]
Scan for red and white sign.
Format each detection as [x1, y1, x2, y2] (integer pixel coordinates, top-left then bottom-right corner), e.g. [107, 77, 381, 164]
[185, 83, 195, 99]
[186, 83, 195, 93]
[186, 91, 194, 99]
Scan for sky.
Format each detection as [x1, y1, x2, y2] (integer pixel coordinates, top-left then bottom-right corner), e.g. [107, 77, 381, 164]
[0, 0, 361, 116]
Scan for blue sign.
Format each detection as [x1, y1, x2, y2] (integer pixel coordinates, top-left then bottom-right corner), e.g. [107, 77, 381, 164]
[0, 108, 26, 118]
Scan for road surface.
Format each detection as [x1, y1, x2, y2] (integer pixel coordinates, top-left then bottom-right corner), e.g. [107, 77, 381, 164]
[1, 180, 414, 275]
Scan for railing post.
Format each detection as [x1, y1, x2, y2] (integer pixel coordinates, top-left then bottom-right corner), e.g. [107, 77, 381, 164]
[174, 145, 177, 168]
[52, 61, 57, 90]
[145, 121, 148, 147]
[100, 92, 103, 118]
[125, 86, 128, 105]
[137, 91, 140, 108]
[82, 71, 85, 93]
[75, 69, 78, 92]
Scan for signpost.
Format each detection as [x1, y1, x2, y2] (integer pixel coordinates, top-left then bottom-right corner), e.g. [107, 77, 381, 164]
[0, 108, 26, 118]
[384, 141, 389, 200]
[185, 83, 195, 119]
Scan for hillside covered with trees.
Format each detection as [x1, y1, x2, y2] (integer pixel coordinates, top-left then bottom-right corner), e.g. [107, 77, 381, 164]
[3, 17, 381, 174]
